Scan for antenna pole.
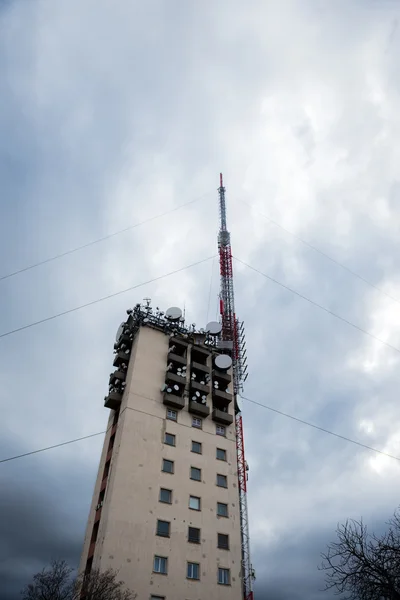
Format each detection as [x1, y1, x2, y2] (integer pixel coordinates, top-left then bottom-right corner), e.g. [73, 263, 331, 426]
[217, 174, 254, 600]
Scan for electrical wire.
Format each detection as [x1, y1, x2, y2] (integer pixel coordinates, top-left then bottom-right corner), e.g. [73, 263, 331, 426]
[0, 191, 211, 282]
[234, 256, 400, 355]
[0, 256, 215, 339]
[2, 395, 399, 465]
[238, 198, 400, 305]
[0, 431, 106, 464]
[240, 394, 400, 462]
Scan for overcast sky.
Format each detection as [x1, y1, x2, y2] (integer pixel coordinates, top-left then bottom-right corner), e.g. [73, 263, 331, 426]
[1, 1, 400, 598]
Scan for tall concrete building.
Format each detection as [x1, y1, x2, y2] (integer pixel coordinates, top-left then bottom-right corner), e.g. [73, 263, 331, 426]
[79, 302, 247, 600]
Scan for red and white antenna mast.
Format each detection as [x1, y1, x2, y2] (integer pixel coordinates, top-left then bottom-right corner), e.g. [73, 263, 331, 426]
[218, 173, 254, 600]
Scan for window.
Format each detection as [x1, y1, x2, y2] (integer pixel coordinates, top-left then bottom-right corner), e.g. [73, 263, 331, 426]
[164, 432, 175, 446]
[189, 495, 201, 511]
[159, 488, 172, 504]
[192, 417, 202, 429]
[217, 474, 228, 488]
[216, 425, 226, 436]
[216, 448, 226, 461]
[187, 562, 200, 580]
[217, 502, 228, 517]
[191, 441, 202, 454]
[153, 556, 168, 574]
[218, 567, 230, 585]
[188, 526, 200, 544]
[156, 520, 170, 537]
[190, 467, 201, 481]
[218, 533, 229, 549]
[150, 596, 165, 600]
[166, 409, 177, 421]
[162, 459, 174, 474]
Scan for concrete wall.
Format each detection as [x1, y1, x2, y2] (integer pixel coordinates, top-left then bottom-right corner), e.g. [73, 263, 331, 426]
[80, 325, 243, 600]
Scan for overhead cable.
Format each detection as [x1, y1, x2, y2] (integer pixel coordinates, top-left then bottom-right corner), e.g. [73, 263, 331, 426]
[0, 431, 106, 464]
[240, 394, 400, 463]
[234, 256, 400, 355]
[0, 256, 215, 339]
[0, 191, 211, 282]
[239, 199, 400, 305]
[2, 398, 399, 465]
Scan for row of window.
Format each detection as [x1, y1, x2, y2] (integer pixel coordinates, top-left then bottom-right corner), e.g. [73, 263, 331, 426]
[161, 459, 228, 487]
[166, 409, 226, 436]
[164, 433, 227, 462]
[159, 487, 229, 516]
[156, 520, 229, 549]
[153, 557, 231, 585]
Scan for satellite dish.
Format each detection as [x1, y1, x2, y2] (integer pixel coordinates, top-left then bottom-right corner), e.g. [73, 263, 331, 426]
[206, 321, 222, 336]
[115, 322, 125, 342]
[166, 307, 183, 321]
[214, 354, 232, 371]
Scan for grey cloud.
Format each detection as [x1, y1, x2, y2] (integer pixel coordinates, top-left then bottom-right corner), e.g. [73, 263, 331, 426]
[1, 0, 400, 599]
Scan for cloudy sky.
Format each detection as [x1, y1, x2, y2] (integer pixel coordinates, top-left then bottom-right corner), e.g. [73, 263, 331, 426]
[1, 0, 400, 598]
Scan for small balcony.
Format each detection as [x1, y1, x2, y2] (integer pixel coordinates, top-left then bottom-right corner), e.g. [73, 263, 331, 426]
[104, 391, 122, 410]
[212, 388, 232, 405]
[163, 393, 185, 410]
[168, 351, 187, 367]
[191, 345, 210, 366]
[212, 408, 233, 426]
[212, 369, 231, 386]
[189, 401, 210, 418]
[113, 351, 130, 368]
[192, 360, 210, 375]
[190, 380, 209, 395]
[169, 336, 188, 358]
[109, 370, 126, 386]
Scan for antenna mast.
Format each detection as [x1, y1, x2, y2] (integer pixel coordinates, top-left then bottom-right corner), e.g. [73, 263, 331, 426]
[218, 174, 254, 600]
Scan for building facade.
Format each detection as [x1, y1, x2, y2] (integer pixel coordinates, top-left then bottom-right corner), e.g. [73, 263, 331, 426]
[79, 303, 244, 600]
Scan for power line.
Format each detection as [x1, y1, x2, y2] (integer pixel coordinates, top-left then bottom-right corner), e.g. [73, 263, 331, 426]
[240, 394, 400, 463]
[3, 395, 399, 465]
[0, 431, 106, 464]
[239, 199, 400, 305]
[0, 192, 211, 283]
[0, 256, 214, 339]
[234, 256, 400, 355]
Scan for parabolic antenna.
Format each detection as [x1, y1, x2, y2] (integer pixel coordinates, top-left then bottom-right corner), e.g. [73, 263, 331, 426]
[206, 321, 222, 336]
[214, 354, 232, 371]
[115, 322, 125, 342]
[166, 307, 183, 321]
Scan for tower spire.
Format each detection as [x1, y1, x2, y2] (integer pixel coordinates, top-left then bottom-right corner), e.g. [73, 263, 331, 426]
[217, 174, 254, 600]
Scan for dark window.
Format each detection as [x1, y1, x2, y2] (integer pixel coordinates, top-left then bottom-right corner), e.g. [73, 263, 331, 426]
[217, 474, 227, 488]
[192, 417, 202, 429]
[217, 502, 228, 517]
[189, 495, 201, 511]
[159, 488, 172, 504]
[216, 448, 226, 461]
[162, 459, 174, 474]
[164, 432, 175, 446]
[216, 425, 226, 436]
[191, 441, 202, 454]
[218, 533, 229, 549]
[188, 526, 200, 544]
[156, 520, 170, 537]
[190, 467, 201, 481]
[166, 409, 177, 421]
[150, 596, 165, 600]
[187, 562, 200, 580]
[218, 567, 230, 585]
[153, 556, 167, 574]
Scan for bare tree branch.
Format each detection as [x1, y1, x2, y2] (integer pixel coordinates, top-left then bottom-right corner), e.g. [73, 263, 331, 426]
[320, 509, 400, 600]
